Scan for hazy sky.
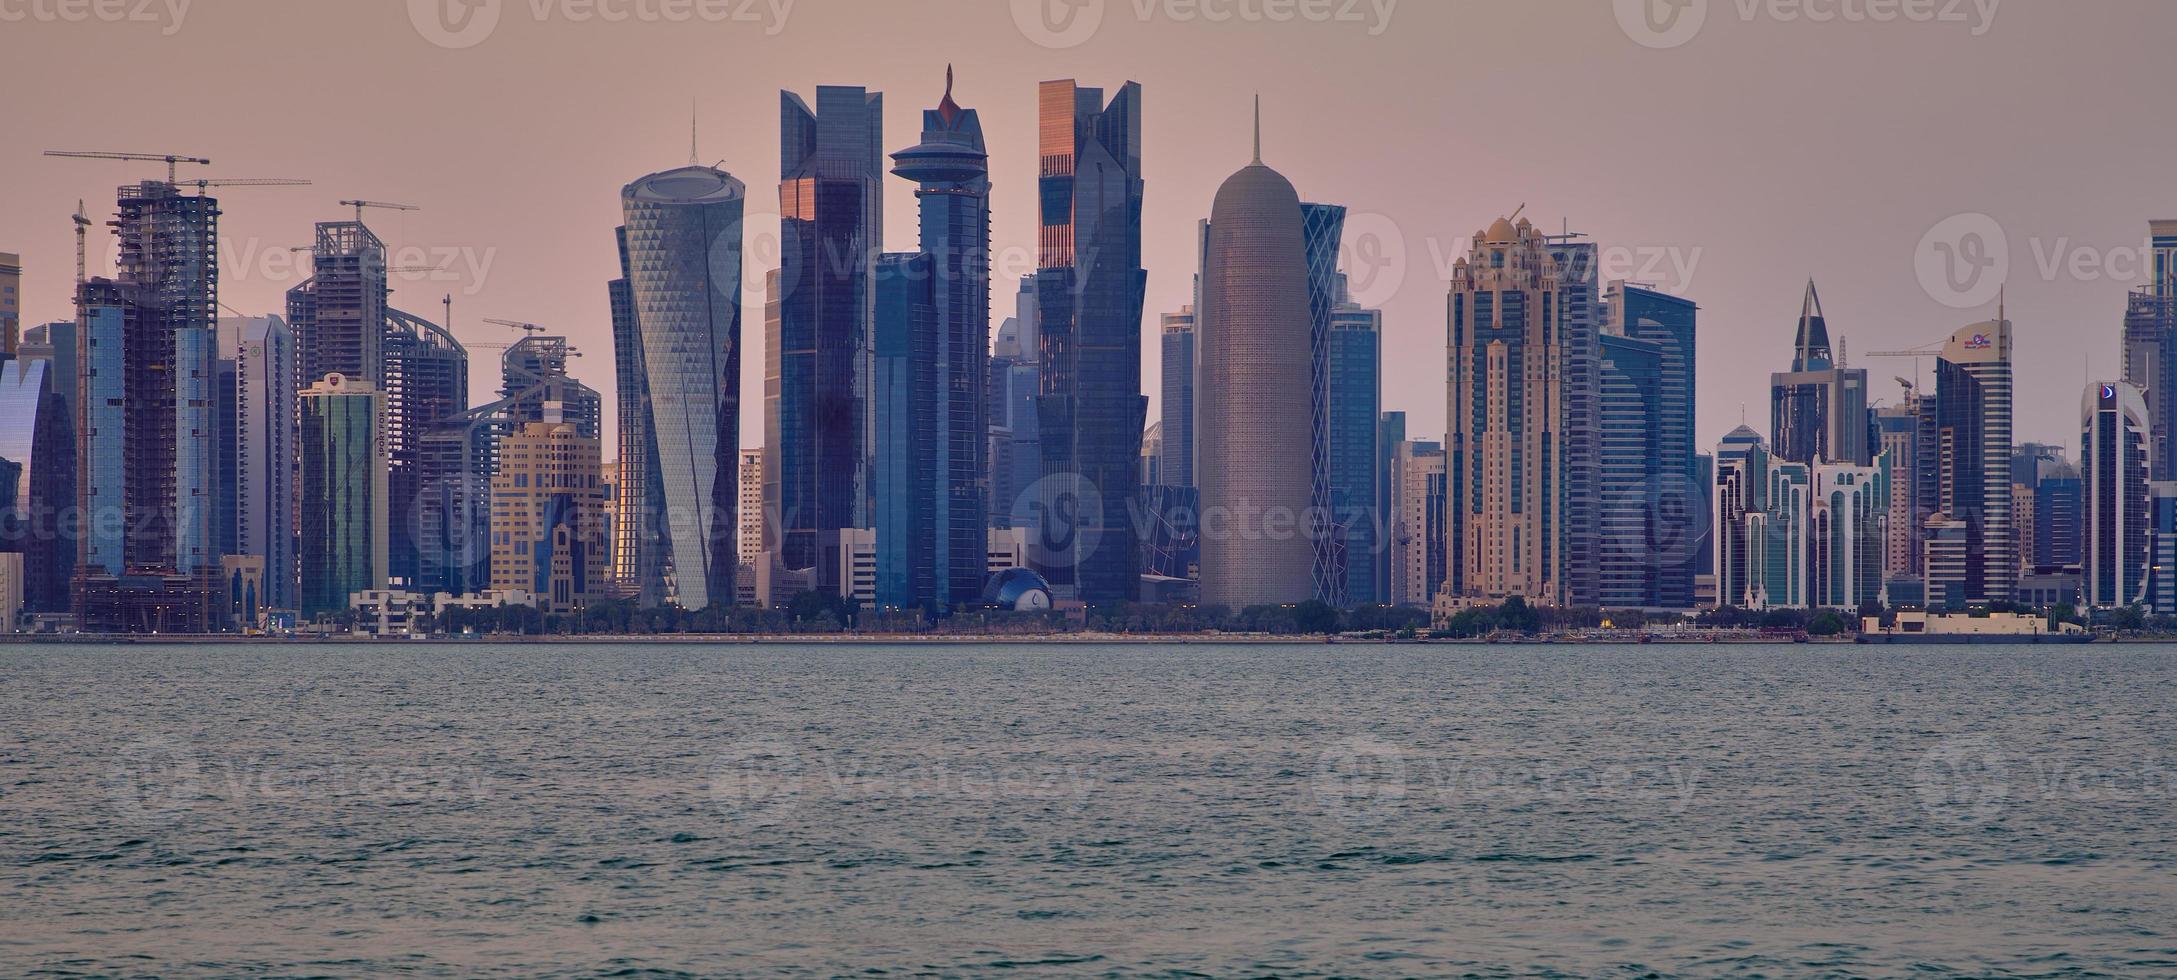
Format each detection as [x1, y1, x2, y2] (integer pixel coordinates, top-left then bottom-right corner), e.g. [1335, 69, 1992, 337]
[3, 0, 2172, 455]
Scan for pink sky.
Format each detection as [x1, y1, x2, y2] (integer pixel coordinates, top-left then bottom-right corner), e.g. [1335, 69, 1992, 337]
[2, 0, 2170, 453]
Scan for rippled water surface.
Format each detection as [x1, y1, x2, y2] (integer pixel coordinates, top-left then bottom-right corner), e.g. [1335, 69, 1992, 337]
[2, 642, 2173, 977]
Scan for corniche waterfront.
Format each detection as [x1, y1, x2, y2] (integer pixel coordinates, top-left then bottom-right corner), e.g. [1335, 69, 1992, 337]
[3, 642, 2171, 976]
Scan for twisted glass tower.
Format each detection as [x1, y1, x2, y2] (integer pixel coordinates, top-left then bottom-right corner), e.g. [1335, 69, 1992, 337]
[619, 165, 746, 610]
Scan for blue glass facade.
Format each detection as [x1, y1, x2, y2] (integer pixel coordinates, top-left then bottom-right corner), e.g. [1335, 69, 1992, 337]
[75, 283, 126, 579]
[299, 376, 386, 618]
[1326, 284, 1383, 606]
[0, 359, 73, 611]
[1606, 283, 1700, 608]
[609, 226, 667, 605]
[621, 165, 747, 611]
[1301, 203, 1347, 605]
[873, 252, 936, 610]
[1599, 332, 1664, 609]
[1031, 79, 1147, 605]
[773, 86, 884, 595]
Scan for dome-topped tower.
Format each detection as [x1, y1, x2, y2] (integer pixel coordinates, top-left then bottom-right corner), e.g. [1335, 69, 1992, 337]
[1196, 98, 1318, 609]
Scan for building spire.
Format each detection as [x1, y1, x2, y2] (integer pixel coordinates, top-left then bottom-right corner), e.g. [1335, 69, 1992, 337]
[937, 63, 962, 125]
[689, 98, 699, 166]
[1251, 94, 1262, 165]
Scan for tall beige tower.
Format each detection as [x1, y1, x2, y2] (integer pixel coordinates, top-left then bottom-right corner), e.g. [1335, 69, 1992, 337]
[1447, 215, 1566, 603]
[1197, 104, 1318, 609]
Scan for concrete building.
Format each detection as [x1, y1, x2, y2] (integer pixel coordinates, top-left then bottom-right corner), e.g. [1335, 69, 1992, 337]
[2082, 381, 2152, 608]
[1770, 281, 1871, 466]
[1389, 439, 1446, 607]
[491, 421, 607, 613]
[0, 252, 19, 352]
[1447, 214, 1575, 604]
[1934, 314, 2016, 603]
[299, 373, 388, 619]
[1195, 112, 1317, 609]
[219, 315, 299, 611]
[738, 449, 764, 571]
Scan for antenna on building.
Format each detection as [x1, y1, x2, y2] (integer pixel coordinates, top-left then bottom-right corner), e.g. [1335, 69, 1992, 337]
[689, 98, 699, 166]
[1251, 94, 1262, 165]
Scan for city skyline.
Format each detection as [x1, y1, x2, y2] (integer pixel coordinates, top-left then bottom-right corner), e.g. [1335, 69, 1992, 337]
[8, 2, 2175, 464]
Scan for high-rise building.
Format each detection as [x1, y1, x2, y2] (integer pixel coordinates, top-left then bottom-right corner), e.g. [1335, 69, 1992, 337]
[988, 279, 1041, 528]
[1388, 439, 1447, 608]
[289, 221, 387, 388]
[1377, 411, 1406, 598]
[299, 373, 387, 619]
[771, 85, 884, 597]
[1598, 331, 1664, 609]
[1604, 282, 1700, 609]
[0, 358, 72, 612]
[381, 308, 469, 586]
[883, 68, 991, 612]
[1196, 116, 1316, 610]
[2149, 482, 2177, 615]
[219, 316, 299, 611]
[2030, 454, 2083, 570]
[1300, 202, 1347, 605]
[1711, 425, 1768, 608]
[872, 251, 936, 610]
[1770, 281, 1871, 465]
[1808, 454, 1892, 609]
[1933, 314, 2016, 604]
[1158, 305, 1195, 489]
[491, 420, 606, 613]
[0, 252, 19, 353]
[619, 163, 747, 610]
[415, 336, 601, 597]
[607, 224, 661, 603]
[738, 449, 764, 571]
[20, 321, 77, 428]
[1544, 236, 1603, 609]
[1326, 278, 1384, 606]
[1447, 215, 1576, 604]
[1873, 399, 1927, 576]
[1030, 78, 1147, 605]
[2082, 381, 2152, 608]
[70, 182, 224, 632]
[2122, 285, 2177, 481]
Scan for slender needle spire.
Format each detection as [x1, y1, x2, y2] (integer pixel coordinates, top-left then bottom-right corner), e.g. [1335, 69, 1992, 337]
[689, 98, 698, 166]
[1251, 94, 1262, 165]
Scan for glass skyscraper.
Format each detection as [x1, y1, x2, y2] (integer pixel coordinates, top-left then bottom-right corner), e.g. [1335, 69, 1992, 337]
[1031, 78, 1147, 605]
[1158, 305, 1195, 490]
[771, 85, 884, 596]
[1326, 279, 1384, 606]
[219, 315, 299, 612]
[1603, 282, 1700, 609]
[1933, 315, 2016, 604]
[1300, 202, 1347, 605]
[2081, 381, 2151, 608]
[1770, 281, 1871, 466]
[619, 164, 747, 611]
[299, 373, 387, 618]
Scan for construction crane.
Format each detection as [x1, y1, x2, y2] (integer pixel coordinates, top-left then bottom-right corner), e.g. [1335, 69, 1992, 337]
[338, 199, 419, 223]
[484, 318, 547, 338]
[72, 200, 91, 284]
[1866, 337, 1947, 379]
[179, 178, 311, 196]
[44, 149, 211, 183]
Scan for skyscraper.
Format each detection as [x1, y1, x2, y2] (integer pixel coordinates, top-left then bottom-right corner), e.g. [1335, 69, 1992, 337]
[1808, 454, 1892, 609]
[0, 358, 72, 612]
[220, 315, 298, 611]
[607, 224, 662, 603]
[289, 220, 387, 387]
[738, 449, 764, 571]
[2082, 381, 2151, 608]
[1770, 282, 1871, 465]
[1447, 215, 1574, 604]
[886, 67, 992, 612]
[0, 252, 19, 352]
[1158, 305, 1195, 489]
[491, 420, 606, 612]
[299, 373, 387, 619]
[1031, 78, 1147, 605]
[1604, 282, 1700, 608]
[1545, 236, 1602, 609]
[1873, 398, 1926, 577]
[2030, 454, 2082, 570]
[988, 278, 1041, 528]
[619, 163, 747, 610]
[1388, 438, 1446, 607]
[1932, 313, 2016, 604]
[71, 182, 223, 632]
[2122, 284, 2177, 481]
[1326, 279, 1384, 606]
[381, 308, 469, 586]
[1300, 202, 1347, 604]
[771, 85, 884, 596]
[1196, 110, 1317, 610]
[1598, 330, 1664, 609]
